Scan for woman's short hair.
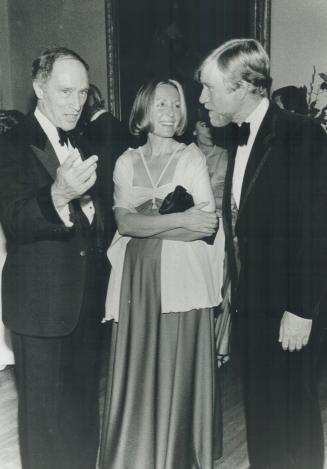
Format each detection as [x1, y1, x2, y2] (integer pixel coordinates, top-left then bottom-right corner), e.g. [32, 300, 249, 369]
[32, 47, 89, 83]
[129, 79, 187, 136]
[197, 38, 271, 97]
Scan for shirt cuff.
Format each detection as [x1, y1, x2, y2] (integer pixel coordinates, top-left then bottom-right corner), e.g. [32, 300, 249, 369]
[55, 204, 73, 227]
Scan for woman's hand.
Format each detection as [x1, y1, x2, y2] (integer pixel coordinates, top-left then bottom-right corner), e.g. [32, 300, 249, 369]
[182, 202, 218, 235]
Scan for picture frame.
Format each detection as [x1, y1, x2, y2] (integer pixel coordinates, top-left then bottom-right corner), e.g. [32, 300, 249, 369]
[104, 0, 272, 120]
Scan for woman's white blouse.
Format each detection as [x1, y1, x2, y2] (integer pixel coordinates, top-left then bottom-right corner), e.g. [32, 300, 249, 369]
[104, 143, 225, 322]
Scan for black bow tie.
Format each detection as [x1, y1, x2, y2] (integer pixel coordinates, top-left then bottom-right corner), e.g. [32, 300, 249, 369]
[232, 122, 250, 146]
[57, 128, 76, 148]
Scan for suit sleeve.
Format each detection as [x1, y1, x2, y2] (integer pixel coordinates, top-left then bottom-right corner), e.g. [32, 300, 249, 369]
[288, 119, 327, 319]
[0, 135, 73, 243]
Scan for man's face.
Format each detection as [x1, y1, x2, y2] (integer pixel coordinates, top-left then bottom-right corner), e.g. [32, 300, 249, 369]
[199, 61, 241, 127]
[34, 57, 89, 131]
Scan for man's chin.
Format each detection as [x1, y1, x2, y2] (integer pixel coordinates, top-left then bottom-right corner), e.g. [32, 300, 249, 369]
[209, 114, 229, 128]
[62, 122, 78, 131]
[209, 111, 229, 127]
[63, 117, 80, 130]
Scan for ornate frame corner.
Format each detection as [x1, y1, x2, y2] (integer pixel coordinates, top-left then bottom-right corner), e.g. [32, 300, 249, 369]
[250, 0, 271, 54]
[105, 0, 121, 120]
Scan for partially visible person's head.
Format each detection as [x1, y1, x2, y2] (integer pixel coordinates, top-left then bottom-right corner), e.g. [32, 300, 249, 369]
[193, 107, 215, 147]
[86, 84, 106, 120]
[197, 38, 271, 126]
[0, 110, 24, 135]
[129, 79, 187, 137]
[32, 47, 89, 130]
[272, 86, 308, 115]
[77, 83, 106, 129]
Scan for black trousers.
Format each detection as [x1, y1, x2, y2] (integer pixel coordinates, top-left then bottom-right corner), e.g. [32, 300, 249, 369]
[11, 262, 104, 469]
[234, 309, 324, 469]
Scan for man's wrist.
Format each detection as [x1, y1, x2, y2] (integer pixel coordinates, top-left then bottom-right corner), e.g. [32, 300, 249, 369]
[51, 184, 74, 227]
[51, 183, 70, 211]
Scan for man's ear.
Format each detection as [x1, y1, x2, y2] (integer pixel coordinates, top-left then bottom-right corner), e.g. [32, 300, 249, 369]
[33, 80, 45, 99]
[235, 81, 250, 99]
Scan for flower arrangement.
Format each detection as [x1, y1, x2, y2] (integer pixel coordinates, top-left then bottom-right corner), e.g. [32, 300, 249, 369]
[306, 66, 327, 128]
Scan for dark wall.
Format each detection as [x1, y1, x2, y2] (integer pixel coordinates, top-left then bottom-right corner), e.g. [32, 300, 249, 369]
[2, 0, 252, 121]
[118, 0, 251, 124]
[4, 0, 107, 113]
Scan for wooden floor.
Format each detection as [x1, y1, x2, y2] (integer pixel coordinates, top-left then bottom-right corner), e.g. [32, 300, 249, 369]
[1, 343, 327, 469]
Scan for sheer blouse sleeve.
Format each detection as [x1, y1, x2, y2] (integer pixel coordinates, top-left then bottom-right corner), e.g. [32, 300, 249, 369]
[184, 144, 216, 212]
[112, 151, 135, 211]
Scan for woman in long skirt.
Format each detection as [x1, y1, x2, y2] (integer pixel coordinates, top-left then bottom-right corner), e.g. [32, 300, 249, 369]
[100, 79, 225, 469]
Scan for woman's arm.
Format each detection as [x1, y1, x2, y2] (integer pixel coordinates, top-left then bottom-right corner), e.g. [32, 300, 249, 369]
[113, 145, 218, 241]
[152, 226, 217, 242]
[115, 203, 217, 239]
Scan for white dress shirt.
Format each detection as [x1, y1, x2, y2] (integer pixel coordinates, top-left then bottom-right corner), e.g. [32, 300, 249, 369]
[34, 107, 95, 225]
[232, 97, 269, 208]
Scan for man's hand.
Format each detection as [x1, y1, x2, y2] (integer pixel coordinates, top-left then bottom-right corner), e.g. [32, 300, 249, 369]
[51, 151, 98, 210]
[278, 311, 312, 351]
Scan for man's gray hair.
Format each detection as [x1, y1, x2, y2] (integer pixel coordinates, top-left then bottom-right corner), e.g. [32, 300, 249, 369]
[197, 38, 271, 96]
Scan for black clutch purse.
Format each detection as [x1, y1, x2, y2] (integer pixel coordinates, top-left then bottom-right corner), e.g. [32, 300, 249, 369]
[159, 185, 216, 245]
[159, 185, 194, 214]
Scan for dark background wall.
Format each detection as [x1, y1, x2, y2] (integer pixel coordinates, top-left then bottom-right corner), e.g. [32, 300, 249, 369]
[118, 0, 251, 123]
[0, 0, 252, 120]
[1, 0, 107, 113]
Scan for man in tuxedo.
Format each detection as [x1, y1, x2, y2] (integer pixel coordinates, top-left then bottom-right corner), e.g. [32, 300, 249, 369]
[0, 47, 109, 469]
[198, 39, 327, 469]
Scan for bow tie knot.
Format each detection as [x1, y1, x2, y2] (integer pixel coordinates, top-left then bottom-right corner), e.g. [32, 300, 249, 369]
[232, 122, 250, 146]
[57, 128, 76, 148]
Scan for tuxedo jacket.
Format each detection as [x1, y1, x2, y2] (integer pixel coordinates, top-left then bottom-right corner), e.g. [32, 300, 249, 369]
[0, 113, 109, 337]
[223, 103, 327, 320]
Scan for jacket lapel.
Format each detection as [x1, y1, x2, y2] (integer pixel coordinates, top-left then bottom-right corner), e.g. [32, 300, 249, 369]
[30, 140, 60, 180]
[222, 144, 240, 292]
[25, 113, 60, 180]
[237, 103, 277, 220]
[25, 113, 104, 239]
[222, 143, 237, 240]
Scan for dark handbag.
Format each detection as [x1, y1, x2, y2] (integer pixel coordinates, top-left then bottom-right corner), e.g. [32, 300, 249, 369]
[159, 185, 216, 245]
[159, 185, 194, 214]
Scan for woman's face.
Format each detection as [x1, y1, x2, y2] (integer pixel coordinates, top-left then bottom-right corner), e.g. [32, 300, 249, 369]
[194, 120, 214, 147]
[150, 83, 182, 138]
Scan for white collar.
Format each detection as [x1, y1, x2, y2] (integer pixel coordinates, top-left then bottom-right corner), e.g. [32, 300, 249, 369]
[34, 107, 60, 140]
[243, 97, 269, 138]
[34, 107, 75, 162]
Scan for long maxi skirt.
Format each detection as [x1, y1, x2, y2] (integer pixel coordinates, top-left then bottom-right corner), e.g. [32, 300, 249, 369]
[100, 238, 222, 469]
